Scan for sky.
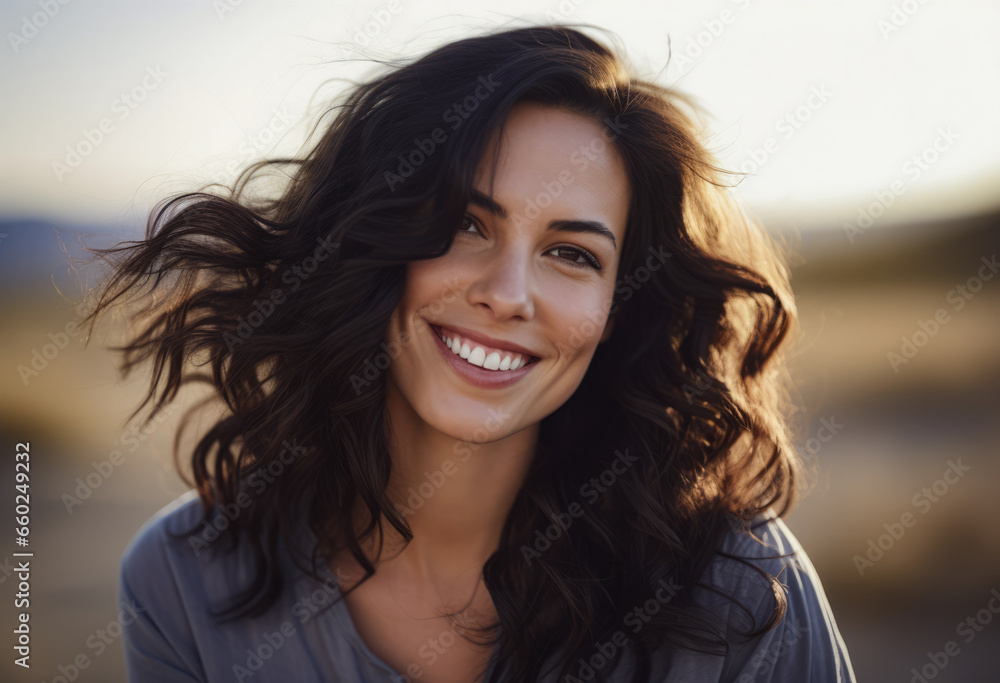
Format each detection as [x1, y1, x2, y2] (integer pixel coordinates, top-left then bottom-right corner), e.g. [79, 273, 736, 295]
[1, 0, 998, 232]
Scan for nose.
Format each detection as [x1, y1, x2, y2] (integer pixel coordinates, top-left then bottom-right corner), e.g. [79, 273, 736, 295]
[465, 244, 535, 321]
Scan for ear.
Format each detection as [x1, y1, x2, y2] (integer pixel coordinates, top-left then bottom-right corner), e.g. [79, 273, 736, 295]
[599, 311, 615, 343]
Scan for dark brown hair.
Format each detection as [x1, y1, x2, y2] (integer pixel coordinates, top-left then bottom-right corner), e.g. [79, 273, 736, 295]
[80, 22, 805, 682]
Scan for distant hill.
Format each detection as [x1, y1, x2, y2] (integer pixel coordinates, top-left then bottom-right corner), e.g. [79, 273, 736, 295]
[0, 217, 140, 296]
[772, 207, 1000, 288]
[5, 205, 998, 291]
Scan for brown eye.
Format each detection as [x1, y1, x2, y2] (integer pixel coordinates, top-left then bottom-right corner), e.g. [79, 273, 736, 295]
[547, 245, 602, 271]
[457, 213, 483, 237]
[456, 214, 601, 271]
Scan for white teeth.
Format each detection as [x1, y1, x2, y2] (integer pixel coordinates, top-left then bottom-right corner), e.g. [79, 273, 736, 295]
[437, 329, 535, 372]
[467, 347, 486, 366]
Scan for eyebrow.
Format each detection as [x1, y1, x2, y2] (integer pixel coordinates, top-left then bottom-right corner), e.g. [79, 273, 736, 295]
[468, 188, 617, 252]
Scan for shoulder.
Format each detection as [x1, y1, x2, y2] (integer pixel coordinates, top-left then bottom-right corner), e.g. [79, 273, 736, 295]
[665, 513, 858, 682]
[120, 489, 204, 584]
[120, 488, 263, 603]
[119, 489, 223, 621]
[706, 512, 821, 616]
[117, 490, 328, 681]
[117, 490, 215, 680]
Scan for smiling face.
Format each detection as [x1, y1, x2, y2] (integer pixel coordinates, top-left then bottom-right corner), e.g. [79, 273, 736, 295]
[383, 101, 631, 443]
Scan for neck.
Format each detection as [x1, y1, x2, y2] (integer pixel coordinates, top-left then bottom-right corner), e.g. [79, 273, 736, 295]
[349, 378, 538, 590]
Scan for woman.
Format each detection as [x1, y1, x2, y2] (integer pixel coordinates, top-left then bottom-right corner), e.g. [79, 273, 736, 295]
[82, 22, 856, 683]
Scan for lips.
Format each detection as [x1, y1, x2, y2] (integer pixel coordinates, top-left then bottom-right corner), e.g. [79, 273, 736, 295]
[427, 321, 541, 387]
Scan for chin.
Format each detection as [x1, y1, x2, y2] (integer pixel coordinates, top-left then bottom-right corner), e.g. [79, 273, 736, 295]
[427, 403, 515, 443]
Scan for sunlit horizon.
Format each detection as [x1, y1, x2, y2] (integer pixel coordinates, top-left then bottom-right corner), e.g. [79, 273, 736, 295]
[2, 0, 998, 231]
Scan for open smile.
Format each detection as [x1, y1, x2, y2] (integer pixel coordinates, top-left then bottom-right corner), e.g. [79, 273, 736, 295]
[428, 322, 540, 388]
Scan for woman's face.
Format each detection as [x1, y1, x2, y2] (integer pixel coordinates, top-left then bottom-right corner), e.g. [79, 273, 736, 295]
[384, 101, 631, 443]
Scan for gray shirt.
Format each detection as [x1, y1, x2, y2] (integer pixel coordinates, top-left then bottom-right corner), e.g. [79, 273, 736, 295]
[119, 490, 857, 682]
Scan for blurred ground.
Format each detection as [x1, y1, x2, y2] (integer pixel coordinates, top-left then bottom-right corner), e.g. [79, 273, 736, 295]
[1, 208, 998, 682]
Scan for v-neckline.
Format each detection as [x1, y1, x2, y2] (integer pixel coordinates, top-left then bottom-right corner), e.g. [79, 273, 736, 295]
[315, 559, 504, 680]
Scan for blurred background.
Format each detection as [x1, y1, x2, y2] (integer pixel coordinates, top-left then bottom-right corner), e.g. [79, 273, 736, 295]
[1, 0, 998, 681]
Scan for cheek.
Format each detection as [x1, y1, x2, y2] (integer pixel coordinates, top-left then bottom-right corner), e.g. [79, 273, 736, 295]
[404, 259, 463, 316]
[552, 289, 613, 359]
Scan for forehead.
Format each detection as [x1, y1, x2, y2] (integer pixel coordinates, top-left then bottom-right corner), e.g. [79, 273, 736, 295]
[474, 102, 630, 240]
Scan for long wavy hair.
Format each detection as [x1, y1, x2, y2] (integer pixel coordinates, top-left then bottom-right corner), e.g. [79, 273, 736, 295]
[80, 22, 806, 682]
